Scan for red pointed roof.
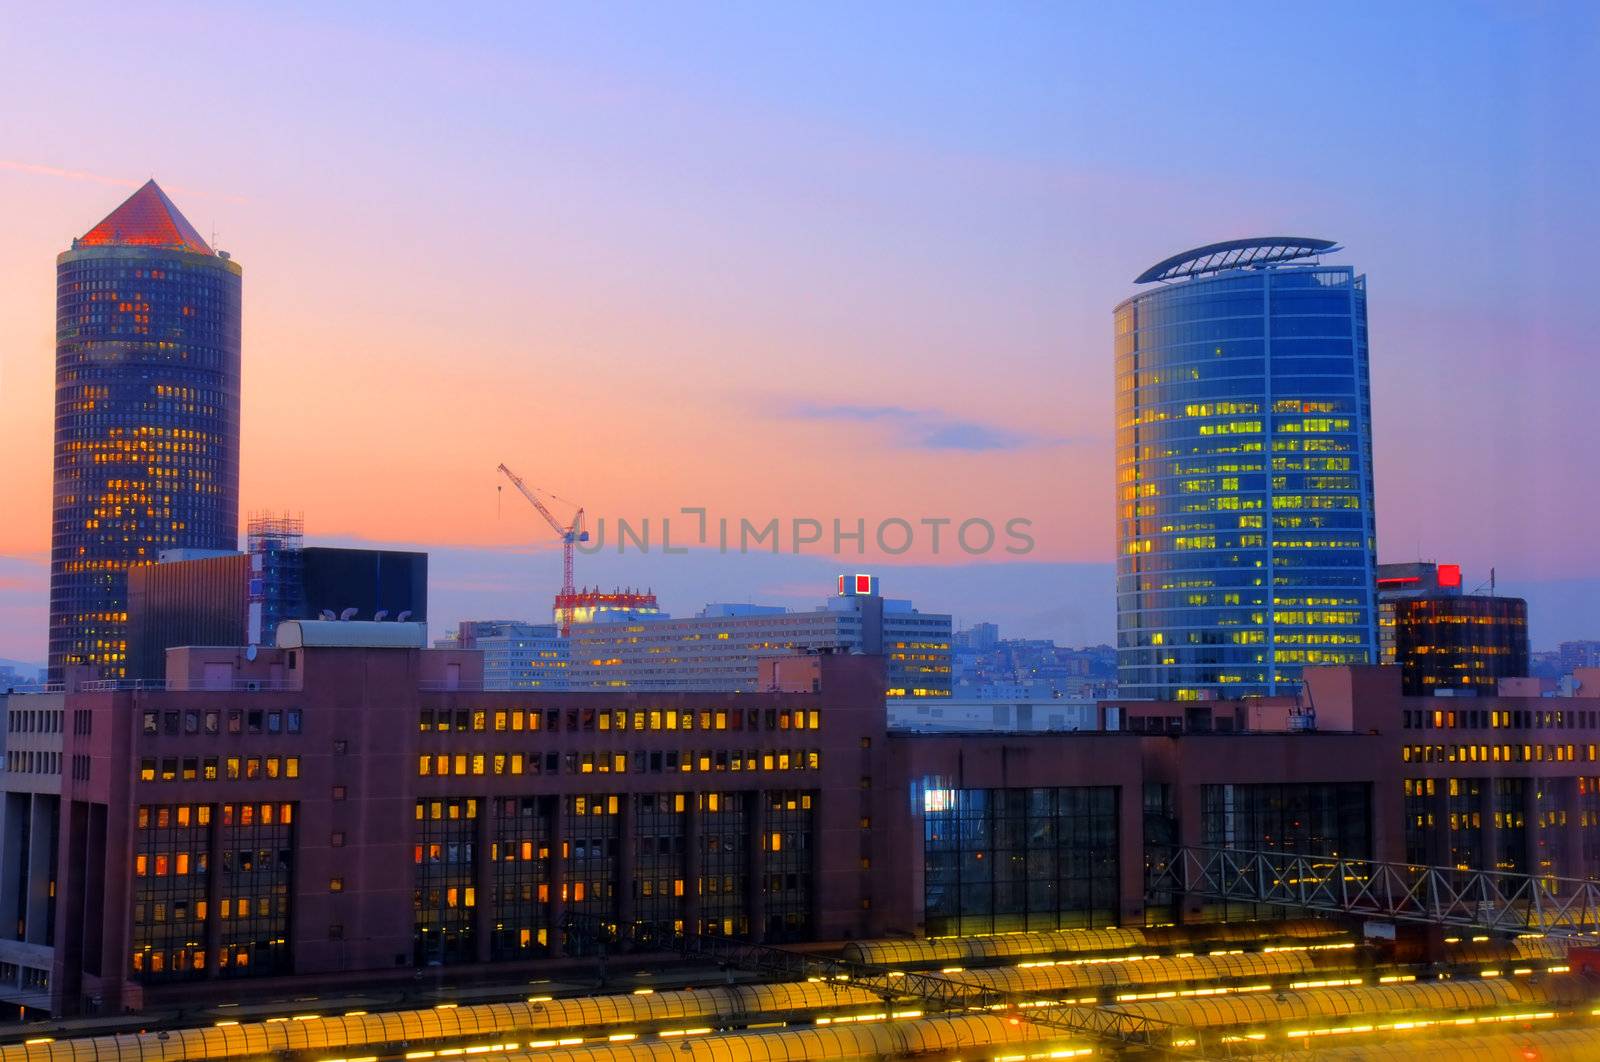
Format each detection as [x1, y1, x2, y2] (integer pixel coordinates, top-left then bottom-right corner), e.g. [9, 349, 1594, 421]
[78, 179, 213, 255]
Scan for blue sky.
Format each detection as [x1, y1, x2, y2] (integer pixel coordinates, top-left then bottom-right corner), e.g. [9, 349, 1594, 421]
[1, 2, 1597, 661]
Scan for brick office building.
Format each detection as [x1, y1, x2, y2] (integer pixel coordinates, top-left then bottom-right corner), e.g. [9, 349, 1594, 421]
[34, 622, 1600, 1016]
[51, 624, 887, 1013]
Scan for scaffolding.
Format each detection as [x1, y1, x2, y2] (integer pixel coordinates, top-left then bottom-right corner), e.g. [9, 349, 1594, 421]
[246, 512, 305, 647]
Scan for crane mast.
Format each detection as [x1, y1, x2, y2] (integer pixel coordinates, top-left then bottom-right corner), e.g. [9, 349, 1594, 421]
[496, 463, 588, 635]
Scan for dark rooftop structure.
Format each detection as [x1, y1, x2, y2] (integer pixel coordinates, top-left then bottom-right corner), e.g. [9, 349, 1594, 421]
[1134, 236, 1340, 283]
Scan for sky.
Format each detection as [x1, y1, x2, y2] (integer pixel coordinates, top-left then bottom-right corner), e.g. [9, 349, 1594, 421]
[2, 1, 1598, 663]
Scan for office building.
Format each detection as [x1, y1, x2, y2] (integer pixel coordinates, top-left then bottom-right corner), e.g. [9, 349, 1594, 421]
[1377, 562, 1530, 695]
[300, 546, 426, 625]
[438, 621, 570, 690]
[1394, 595, 1530, 696]
[126, 552, 247, 682]
[49, 181, 243, 682]
[1376, 560, 1464, 663]
[569, 575, 951, 697]
[125, 541, 427, 680]
[50, 627, 885, 1013]
[1116, 238, 1377, 700]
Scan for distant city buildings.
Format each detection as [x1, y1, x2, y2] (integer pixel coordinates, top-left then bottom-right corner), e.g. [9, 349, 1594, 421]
[953, 622, 1000, 652]
[1557, 641, 1600, 673]
[0, 665, 46, 692]
[437, 620, 570, 691]
[49, 182, 243, 682]
[567, 575, 952, 696]
[1116, 238, 1377, 700]
[951, 624, 1116, 701]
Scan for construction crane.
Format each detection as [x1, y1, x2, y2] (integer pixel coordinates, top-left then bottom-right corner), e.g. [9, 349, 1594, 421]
[496, 463, 589, 635]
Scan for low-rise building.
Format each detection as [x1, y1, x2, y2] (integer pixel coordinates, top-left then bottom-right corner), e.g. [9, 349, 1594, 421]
[568, 575, 951, 697]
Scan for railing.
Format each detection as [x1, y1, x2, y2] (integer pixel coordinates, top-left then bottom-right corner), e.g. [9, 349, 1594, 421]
[1149, 844, 1600, 941]
[70, 679, 299, 693]
[72, 679, 170, 692]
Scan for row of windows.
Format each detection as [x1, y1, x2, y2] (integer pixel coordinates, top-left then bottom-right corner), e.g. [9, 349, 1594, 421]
[1402, 708, 1599, 731]
[136, 802, 295, 828]
[142, 708, 303, 737]
[5, 750, 61, 775]
[1121, 313, 1356, 351]
[418, 706, 820, 734]
[1401, 743, 1598, 764]
[0, 962, 48, 991]
[139, 756, 301, 782]
[7, 709, 63, 733]
[419, 748, 823, 777]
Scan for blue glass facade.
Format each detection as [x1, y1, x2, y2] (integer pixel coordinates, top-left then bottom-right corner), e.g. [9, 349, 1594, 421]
[50, 241, 242, 681]
[1115, 252, 1376, 700]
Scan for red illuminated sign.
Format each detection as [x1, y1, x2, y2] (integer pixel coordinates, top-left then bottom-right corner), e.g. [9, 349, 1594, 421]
[855, 574, 873, 594]
[1438, 563, 1462, 589]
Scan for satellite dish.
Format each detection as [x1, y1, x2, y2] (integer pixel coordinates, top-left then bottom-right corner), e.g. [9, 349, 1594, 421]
[319, 610, 336, 621]
[246, 644, 258, 662]
[397, 610, 413, 622]
[340, 607, 359, 621]
[374, 610, 389, 622]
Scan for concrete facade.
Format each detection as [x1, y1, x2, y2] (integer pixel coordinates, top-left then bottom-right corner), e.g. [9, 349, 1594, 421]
[0, 692, 64, 1016]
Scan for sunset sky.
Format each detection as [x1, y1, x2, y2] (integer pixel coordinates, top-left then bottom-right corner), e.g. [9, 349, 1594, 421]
[2, 2, 1598, 663]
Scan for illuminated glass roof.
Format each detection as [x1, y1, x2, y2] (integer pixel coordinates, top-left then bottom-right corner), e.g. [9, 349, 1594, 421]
[1134, 237, 1338, 284]
[78, 179, 213, 255]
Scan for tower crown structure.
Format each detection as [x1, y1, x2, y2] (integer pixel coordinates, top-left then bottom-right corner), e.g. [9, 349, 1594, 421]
[77, 179, 215, 255]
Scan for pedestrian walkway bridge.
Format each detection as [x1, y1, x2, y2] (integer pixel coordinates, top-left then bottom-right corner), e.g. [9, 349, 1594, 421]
[1148, 845, 1600, 942]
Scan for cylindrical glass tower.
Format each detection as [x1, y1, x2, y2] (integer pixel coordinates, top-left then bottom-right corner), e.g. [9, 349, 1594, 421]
[49, 180, 242, 682]
[1114, 238, 1376, 701]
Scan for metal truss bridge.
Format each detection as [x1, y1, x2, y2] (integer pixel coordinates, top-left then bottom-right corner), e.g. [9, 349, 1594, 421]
[1148, 844, 1600, 942]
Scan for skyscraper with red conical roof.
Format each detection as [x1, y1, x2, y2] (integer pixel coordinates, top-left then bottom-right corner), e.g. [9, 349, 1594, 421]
[49, 180, 242, 682]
